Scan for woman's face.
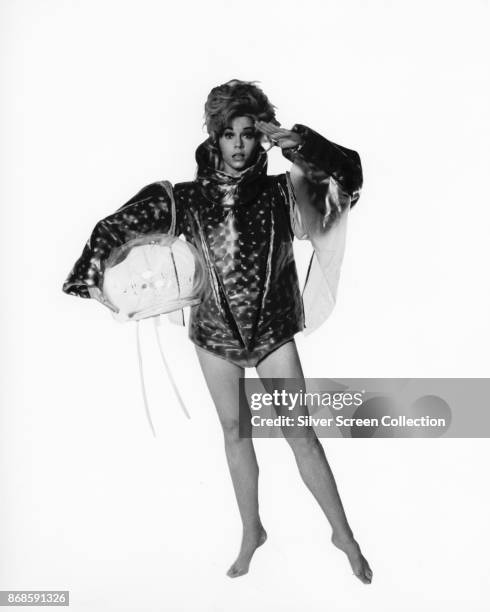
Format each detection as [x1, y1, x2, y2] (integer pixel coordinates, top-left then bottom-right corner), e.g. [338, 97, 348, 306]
[218, 116, 260, 175]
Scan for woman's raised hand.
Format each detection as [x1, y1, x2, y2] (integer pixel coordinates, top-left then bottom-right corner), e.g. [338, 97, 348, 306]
[255, 120, 303, 150]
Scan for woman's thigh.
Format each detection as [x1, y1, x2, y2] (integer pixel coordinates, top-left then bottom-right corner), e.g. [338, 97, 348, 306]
[255, 339, 305, 386]
[195, 346, 245, 430]
[256, 339, 314, 439]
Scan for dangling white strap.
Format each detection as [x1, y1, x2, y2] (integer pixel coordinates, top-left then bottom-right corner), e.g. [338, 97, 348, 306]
[152, 317, 191, 419]
[135, 320, 157, 437]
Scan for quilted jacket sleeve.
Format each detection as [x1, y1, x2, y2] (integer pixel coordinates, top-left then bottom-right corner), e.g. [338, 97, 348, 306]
[282, 123, 362, 226]
[282, 124, 362, 195]
[281, 125, 363, 335]
[62, 181, 179, 301]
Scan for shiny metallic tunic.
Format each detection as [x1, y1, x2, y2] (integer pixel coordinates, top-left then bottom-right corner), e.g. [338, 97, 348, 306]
[62, 124, 363, 368]
[174, 170, 304, 367]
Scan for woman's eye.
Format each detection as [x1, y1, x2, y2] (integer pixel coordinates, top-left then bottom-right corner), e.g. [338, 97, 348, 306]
[224, 132, 234, 139]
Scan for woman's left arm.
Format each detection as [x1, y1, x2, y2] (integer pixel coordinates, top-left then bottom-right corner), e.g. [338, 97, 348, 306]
[256, 121, 363, 232]
[256, 120, 362, 333]
[285, 124, 362, 203]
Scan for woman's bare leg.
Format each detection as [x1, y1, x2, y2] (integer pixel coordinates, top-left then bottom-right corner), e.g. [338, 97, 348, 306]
[195, 346, 267, 578]
[256, 340, 373, 584]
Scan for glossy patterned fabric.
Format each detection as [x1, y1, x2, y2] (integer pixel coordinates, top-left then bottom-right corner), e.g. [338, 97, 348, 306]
[283, 124, 363, 208]
[62, 184, 175, 299]
[174, 142, 304, 367]
[62, 124, 363, 368]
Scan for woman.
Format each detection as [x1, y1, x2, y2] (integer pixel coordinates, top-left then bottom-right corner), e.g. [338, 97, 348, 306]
[63, 79, 372, 583]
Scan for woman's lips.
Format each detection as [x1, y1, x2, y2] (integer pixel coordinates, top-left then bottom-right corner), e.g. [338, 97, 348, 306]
[232, 153, 245, 159]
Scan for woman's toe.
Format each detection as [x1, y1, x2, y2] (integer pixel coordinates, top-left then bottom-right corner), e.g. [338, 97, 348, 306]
[227, 564, 241, 578]
[227, 566, 245, 578]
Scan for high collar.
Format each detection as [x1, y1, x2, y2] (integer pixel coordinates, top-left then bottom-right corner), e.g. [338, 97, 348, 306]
[195, 138, 268, 208]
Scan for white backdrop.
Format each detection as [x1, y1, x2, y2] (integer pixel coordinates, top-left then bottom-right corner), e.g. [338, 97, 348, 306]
[1, 0, 489, 610]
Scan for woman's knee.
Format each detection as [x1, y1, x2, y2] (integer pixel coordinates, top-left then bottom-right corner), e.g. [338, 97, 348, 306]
[285, 430, 322, 455]
[220, 418, 242, 442]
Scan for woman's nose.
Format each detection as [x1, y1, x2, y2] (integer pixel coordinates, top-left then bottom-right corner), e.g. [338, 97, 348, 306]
[234, 136, 243, 148]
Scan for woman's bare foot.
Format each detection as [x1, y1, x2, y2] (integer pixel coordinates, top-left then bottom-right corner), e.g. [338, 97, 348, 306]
[331, 532, 373, 584]
[226, 525, 268, 578]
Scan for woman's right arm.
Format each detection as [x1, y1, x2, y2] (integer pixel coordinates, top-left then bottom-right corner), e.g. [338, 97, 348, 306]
[62, 181, 178, 300]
